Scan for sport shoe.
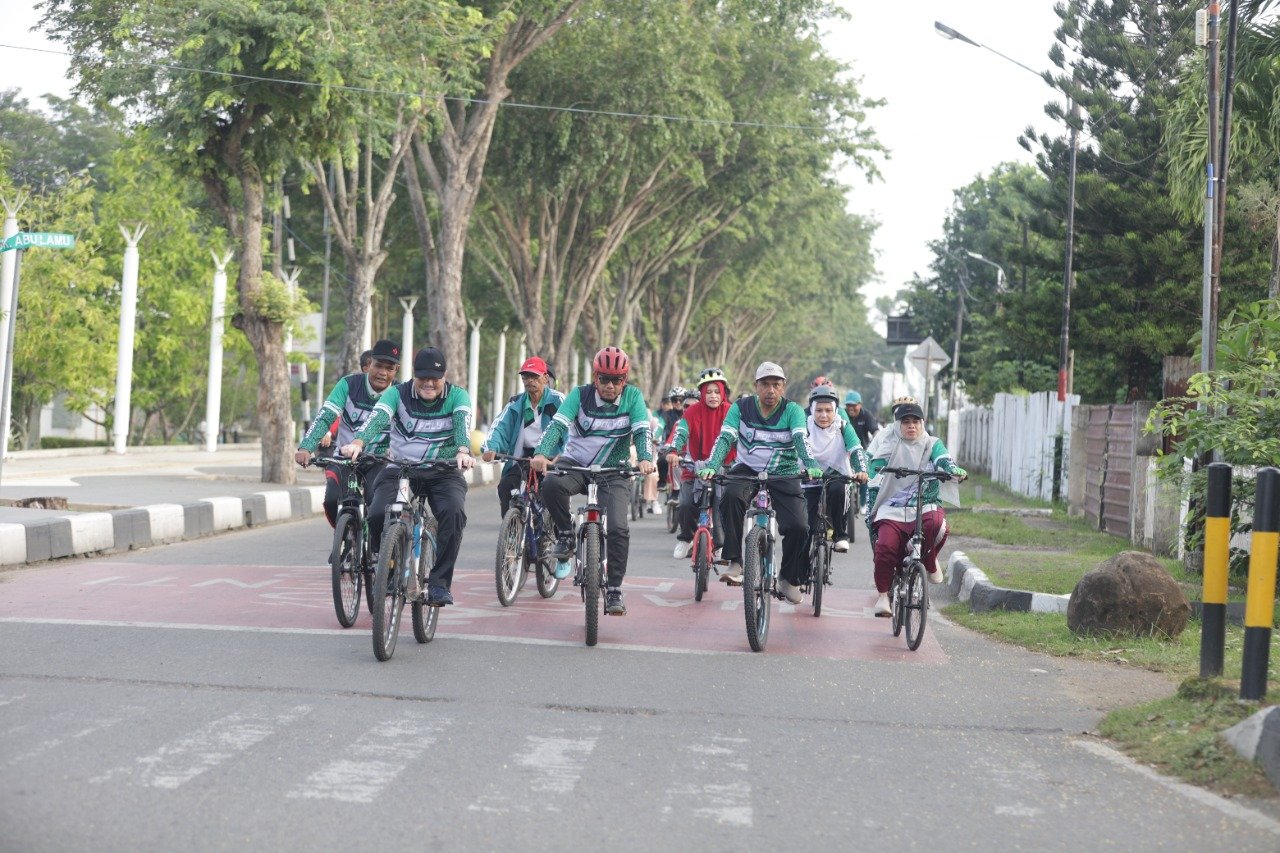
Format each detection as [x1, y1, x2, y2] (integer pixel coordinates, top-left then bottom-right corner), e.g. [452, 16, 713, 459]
[553, 560, 572, 580]
[778, 578, 803, 605]
[551, 536, 574, 562]
[874, 592, 891, 617]
[720, 563, 743, 585]
[426, 584, 454, 607]
[833, 539, 850, 553]
[605, 587, 626, 615]
[927, 566, 944, 584]
[673, 540, 692, 559]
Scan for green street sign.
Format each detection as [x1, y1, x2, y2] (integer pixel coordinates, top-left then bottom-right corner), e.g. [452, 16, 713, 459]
[0, 231, 77, 253]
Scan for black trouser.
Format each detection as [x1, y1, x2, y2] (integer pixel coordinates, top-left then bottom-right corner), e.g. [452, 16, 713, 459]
[677, 477, 722, 546]
[323, 461, 383, 528]
[542, 465, 631, 587]
[719, 463, 808, 585]
[496, 463, 526, 518]
[805, 479, 848, 541]
[367, 465, 468, 588]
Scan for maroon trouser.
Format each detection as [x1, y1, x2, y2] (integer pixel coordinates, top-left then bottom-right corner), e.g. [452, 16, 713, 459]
[871, 509, 948, 593]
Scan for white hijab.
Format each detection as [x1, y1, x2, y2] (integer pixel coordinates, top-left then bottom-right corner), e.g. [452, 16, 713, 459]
[806, 414, 852, 475]
[870, 419, 959, 519]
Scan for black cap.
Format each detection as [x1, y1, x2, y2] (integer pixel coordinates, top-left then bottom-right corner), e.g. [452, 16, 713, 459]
[369, 339, 401, 365]
[413, 346, 447, 379]
[894, 402, 925, 421]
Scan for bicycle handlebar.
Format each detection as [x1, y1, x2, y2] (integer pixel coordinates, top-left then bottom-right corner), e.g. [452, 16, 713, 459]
[308, 454, 384, 470]
[880, 466, 954, 482]
[550, 463, 643, 479]
[386, 457, 464, 471]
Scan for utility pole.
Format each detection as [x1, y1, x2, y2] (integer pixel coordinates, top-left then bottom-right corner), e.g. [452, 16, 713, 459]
[1201, 2, 1221, 378]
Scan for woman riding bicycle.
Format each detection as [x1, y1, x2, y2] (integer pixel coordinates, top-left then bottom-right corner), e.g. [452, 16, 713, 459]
[804, 385, 868, 553]
[665, 367, 734, 560]
[865, 400, 967, 617]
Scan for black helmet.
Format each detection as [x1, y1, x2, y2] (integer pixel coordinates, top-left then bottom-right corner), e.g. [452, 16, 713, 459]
[808, 384, 840, 406]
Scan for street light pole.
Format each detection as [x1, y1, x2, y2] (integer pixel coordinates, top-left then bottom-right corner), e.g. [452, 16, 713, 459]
[965, 251, 1007, 290]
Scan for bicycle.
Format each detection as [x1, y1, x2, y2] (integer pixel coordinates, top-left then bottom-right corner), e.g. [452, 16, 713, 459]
[845, 479, 861, 544]
[801, 473, 856, 618]
[718, 471, 802, 652]
[311, 455, 383, 628]
[371, 458, 455, 662]
[664, 457, 682, 534]
[492, 455, 559, 606]
[685, 462, 722, 601]
[630, 473, 645, 521]
[878, 466, 954, 652]
[549, 463, 640, 647]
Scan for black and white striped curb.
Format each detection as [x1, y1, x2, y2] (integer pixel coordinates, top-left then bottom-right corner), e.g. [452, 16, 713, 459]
[1224, 706, 1280, 791]
[947, 551, 1071, 615]
[0, 465, 499, 568]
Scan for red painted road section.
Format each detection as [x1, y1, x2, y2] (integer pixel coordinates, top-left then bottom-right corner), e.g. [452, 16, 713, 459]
[0, 561, 946, 662]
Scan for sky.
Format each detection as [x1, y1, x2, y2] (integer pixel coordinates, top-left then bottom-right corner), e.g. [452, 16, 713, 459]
[1, 2, 1067, 329]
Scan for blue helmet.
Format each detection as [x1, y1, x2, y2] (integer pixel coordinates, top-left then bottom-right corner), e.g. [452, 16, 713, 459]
[844, 391, 862, 405]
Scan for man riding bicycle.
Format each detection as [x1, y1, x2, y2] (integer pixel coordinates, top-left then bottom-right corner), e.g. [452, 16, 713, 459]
[699, 361, 822, 603]
[665, 367, 734, 559]
[341, 346, 475, 608]
[480, 356, 565, 518]
[295, 338, 399, 526]
[865, 400, 966, 617]
[531, 346, 656, 616]
[805, 385, 868, 553]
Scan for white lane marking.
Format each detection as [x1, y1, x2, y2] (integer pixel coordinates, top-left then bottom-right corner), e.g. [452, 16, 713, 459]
[468, 727, 600, 814]
[6, 706, 148, 767]
[994, 804, 1043, 817]
[0, 694, 28, 707]
[643, 594, 693, 608]
[1073, 740, 1280, 838]
[191, 578, 284, 589]
[91, 705, 312, 789]
[662, 735, 753, 828]
[82, 576, 128, 586]
[288, 713, 449, 803]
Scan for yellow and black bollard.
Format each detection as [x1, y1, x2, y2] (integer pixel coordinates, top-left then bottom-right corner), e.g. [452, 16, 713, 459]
[1241, 467, 1280, 701]
[1200, 462, 1232, 677]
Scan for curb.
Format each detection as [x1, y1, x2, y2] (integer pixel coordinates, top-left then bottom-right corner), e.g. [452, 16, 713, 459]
[0, 464, 498, 569]
[1223, 706, 1280, 791]
[946, 551, 1072, 615]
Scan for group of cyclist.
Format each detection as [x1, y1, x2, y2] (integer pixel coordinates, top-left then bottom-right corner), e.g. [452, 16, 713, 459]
[297, 338, 966, 624]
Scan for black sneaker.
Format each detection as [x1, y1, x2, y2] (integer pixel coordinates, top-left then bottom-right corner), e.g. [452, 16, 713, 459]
[551, 536, 574, 562]
[605, 587, 626, 615]
[426, 584, 454, 607]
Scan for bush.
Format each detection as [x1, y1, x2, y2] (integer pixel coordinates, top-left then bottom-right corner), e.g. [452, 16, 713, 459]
[39, 437, 109, 449]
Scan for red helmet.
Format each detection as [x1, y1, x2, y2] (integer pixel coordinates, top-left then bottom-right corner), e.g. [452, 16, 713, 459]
[811, 375, 830, 388]
[593, 346, 630, 376]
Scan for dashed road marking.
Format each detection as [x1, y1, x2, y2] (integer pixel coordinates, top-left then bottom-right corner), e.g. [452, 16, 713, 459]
[287, 713, 450, 803]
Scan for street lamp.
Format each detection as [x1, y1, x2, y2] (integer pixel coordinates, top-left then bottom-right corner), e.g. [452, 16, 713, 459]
[965, 250, 1007, 291]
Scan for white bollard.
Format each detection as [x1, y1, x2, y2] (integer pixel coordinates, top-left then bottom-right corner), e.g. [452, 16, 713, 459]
[112, 224, 147, 455]
[468, 319, 482, 418]
[515, 335, 527, 395]
[492, 326, 507, 424]
[398, 296, 418, 382]
[205, 250, 233, 452]
[362, 309, 372, 354]
[0, 196, 23, 453]
[281, 266, 300, 354]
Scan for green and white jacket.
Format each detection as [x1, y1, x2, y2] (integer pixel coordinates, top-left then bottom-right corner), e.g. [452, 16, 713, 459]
[356, 381, 472, 463]
[705, 396, 819, 477]
[535, 384, 653, 467]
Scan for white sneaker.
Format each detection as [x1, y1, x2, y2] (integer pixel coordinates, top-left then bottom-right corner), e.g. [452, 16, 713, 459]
[778, 578, 803, 604]
[720, 563, 743, 585]
[874, 593, 891, 616]
[833, 539, 850, 553]
[673, 541, 692, 559]
[648, 501, 660, 514]
[927, 567, 944, 585]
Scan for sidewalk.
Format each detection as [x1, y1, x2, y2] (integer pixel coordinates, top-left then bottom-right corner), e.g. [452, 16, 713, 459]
[0, 445, 497, 567]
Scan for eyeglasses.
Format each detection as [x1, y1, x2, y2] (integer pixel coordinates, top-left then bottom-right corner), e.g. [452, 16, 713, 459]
[597, 374, 626, 385]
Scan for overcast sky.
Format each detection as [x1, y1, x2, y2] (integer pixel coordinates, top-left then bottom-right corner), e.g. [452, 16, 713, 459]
[2, 2, 1067, 327]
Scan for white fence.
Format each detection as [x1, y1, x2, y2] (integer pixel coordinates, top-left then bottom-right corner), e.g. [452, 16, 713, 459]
[948, 391, 1079, 502]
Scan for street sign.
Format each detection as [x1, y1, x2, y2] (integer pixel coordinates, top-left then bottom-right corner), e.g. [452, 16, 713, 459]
[908, 336, 951, 379]
[0, 231, 76, 252]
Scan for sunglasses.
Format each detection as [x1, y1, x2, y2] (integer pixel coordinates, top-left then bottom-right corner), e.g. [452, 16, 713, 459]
[597, 374, 626, 385]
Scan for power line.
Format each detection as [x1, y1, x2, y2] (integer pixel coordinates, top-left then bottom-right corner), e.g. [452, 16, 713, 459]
[0, 42, 833, 133]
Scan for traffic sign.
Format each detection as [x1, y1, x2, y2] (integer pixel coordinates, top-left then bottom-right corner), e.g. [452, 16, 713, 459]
[908, 336, 950, 379]
[0, 231, 76, 252]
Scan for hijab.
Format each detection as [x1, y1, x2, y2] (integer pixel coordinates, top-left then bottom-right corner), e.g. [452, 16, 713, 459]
[870, 418, 959, 518]
[682, 380, 733, 462]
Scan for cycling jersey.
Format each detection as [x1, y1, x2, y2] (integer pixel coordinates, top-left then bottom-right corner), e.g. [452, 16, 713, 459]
[705, 396, 818, 476]
[356, 380, 472, 461]
[299, 373, 389, 455]
[536, 383, 653, 467]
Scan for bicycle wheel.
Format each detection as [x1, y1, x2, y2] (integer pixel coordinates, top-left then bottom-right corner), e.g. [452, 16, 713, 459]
[890, 569, 904, 637]
[812, 543, 827, 618]
[631, 480, 642, 521]
[329, 512, 362, 628]
[903, 562, 929, 651]
[742, 527, 771, 652]
[494, 508, 525, 607]
[846, 485, 858, 544]
[583, 524, 602, 647]
[692, 528, 710, 601]
[372, 522, 409, 661]
[665, 498, 677, 534]
[412, 532, 439, 643]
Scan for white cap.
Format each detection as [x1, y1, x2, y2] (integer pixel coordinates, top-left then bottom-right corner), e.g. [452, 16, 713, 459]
[754, 361, 786, 381]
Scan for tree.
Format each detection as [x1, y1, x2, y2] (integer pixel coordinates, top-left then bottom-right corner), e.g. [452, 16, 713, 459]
[0, 89, 122, 189]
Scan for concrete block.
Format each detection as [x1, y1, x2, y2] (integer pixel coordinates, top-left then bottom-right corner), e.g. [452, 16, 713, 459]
[68, 512, 115, 554]
[1030, 592, 1071, 614]
[242, 494, 268, 526]
[112, 509, 150, 550]
[46, 518, 75, 559]
[1224, 706, 1280, 791]
[969, 584, 1033, 613]
[304, 485, 325, 514]
[253, 490, 292, 522]
[184, 502, 213, 538]
[23, 521, 53, 563]
[203, 496, 243, 531]
[145, 504, 186, 543]
[0, 523, 28, 565]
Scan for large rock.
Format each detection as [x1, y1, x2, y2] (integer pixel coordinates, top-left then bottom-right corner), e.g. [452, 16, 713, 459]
[1067, 551, 1191, 638]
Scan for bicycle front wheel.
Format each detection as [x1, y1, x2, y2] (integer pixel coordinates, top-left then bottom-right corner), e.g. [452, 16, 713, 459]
[330, 512, 362, 628]
[494, 509, 525, 607]
[372, 522, 409, 661]
[846, 485, 859, 544]
[811, 542, 827, 618]
[890, 570, 905, 637]
[412, 532, 439, 644]
[742, 527, 771, 652]
[903, 562, 928, 651]
[583, 524, 602, 647]
[692, 529, 710, 602]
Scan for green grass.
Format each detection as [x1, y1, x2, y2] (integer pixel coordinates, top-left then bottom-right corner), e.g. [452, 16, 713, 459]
[961, 474, 1053, 510]
[1098, 678, 1280, 797]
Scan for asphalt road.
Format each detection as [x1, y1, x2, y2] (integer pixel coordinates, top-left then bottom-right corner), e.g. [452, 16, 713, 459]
[2, 486, 1278, 850]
